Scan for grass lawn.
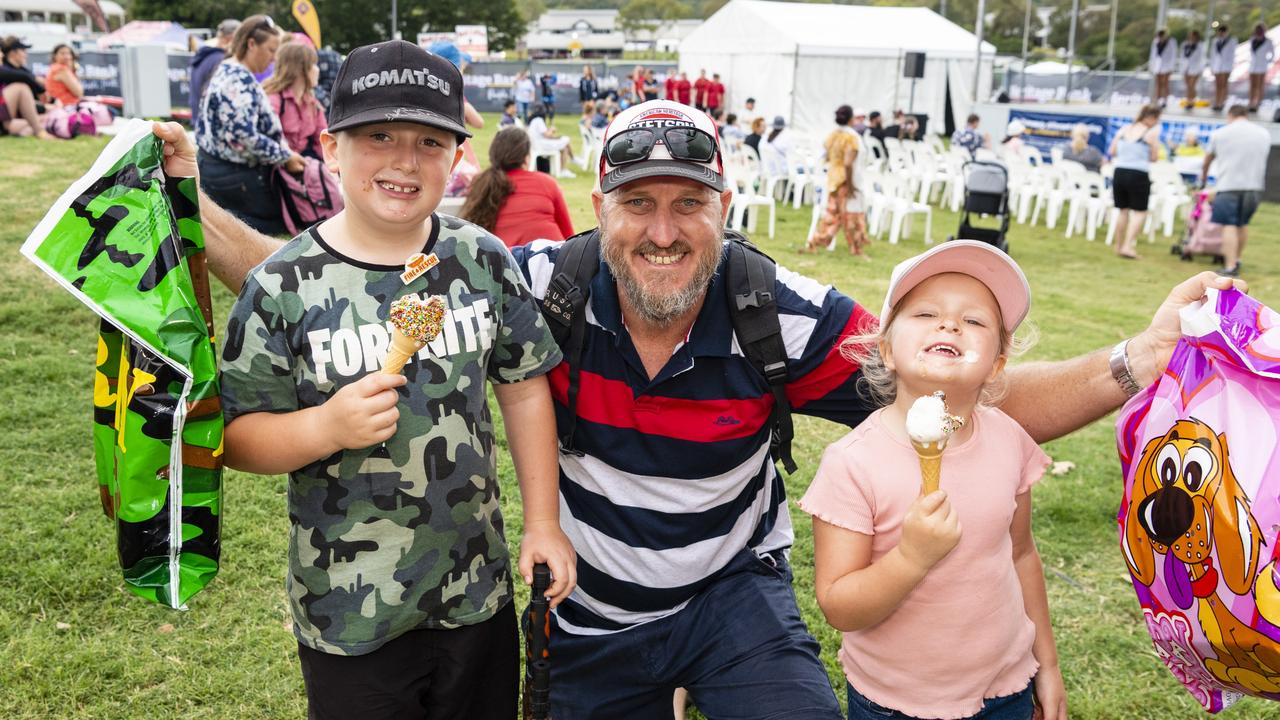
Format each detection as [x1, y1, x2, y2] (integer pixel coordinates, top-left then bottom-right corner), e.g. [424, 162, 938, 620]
[3, 113, 1280, 719]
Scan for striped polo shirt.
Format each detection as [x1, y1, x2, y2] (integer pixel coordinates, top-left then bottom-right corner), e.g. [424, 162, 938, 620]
[513, 238, 876, 635]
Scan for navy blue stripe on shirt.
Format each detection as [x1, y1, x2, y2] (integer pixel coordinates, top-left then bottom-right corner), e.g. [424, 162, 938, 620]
[573, 552, 722, 614]
[558, 460, 770, 550]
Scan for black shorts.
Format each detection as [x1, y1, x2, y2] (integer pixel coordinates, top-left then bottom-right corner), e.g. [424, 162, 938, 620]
[1112, 168, 1151, 211]
[297, 601, 518, 720]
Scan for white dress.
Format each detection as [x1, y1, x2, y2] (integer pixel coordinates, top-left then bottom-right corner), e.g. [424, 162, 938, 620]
[1209, 36, 1238, 75]
[1180, 41, 1205, 75]
[1249, 37, 1275, 75]
[1150, 37, 1178, 74]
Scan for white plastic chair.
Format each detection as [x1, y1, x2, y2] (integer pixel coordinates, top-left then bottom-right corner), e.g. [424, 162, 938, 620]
[577, 123, 601, 171]
[1063, 172, 1110, 241]
[725, 161, 777, 239]
[729, 182, 777, 238]
[872, 171, 932, 245]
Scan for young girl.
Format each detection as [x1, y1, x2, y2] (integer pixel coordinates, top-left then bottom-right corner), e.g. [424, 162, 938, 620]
[799, 241, 1066, 720]
[263, 42, 326, 160]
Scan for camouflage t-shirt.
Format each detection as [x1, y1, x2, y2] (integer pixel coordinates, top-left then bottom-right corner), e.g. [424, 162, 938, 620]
[220, 213, 562, 656]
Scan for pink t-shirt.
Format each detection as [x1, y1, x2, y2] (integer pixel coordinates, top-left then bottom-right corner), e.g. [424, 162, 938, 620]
[798, 405, 1049, 720]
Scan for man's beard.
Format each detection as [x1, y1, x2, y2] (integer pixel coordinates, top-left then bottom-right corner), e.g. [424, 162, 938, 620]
[600, 227, 722, 327]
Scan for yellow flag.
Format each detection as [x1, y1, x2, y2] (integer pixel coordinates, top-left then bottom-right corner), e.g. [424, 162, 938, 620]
[292, 0, 322, 47]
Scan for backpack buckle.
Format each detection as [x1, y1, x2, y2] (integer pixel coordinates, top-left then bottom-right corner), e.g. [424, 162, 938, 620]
[735, 289, 773, 311]
[761, 360, 788, 385]
[543, 274, 582, 329]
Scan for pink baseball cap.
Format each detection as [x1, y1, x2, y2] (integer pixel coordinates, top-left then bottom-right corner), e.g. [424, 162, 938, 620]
[598, 100, 727, 193]
[880, 240, 1030, 333]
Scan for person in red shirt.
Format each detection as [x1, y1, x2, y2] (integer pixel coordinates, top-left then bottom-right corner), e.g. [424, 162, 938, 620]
[675, 71, 692, 105]
[664, 72, 676, 100]
[632, 66, 646, 105]
[707, 73, 726, 112]
[693, 69, 710, 110]
[458, 127, 574, 248]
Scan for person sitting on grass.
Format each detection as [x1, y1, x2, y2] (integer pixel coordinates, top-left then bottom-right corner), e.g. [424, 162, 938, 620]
[802, 241, 1066, 720]
[213, 41, 575, 720]
[0, 37, 51, 139]
[44, 44, 84, 106]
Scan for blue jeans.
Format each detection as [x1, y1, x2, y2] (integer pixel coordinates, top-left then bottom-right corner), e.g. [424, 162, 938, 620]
[537, 548, 842, 719]
[846, 682, 1033, 720]
[197, 151, 287, 236]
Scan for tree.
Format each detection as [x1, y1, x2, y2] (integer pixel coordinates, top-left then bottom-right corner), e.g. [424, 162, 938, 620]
[618, 0, 691, 36]
[128, 0, 528, 53]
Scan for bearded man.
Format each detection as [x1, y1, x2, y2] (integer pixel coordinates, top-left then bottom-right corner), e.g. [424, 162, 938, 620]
[152, 100, 1241, 719]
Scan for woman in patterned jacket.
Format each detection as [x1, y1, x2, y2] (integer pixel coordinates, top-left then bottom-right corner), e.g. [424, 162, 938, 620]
[196, 15, 304, 235]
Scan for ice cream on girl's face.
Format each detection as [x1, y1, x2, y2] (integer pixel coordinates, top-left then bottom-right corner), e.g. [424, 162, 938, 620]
[882, 273, 1005, 397]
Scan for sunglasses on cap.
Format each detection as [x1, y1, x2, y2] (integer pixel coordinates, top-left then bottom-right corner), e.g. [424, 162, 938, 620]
[603, 127, 718, 168]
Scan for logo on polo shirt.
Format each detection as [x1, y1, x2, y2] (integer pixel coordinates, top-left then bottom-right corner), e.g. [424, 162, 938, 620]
[351, 67, 452, 97]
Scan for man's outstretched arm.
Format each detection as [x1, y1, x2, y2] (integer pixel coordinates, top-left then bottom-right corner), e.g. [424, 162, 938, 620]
[1000, 271, 1246, 443]
[152, 122, 284, 293]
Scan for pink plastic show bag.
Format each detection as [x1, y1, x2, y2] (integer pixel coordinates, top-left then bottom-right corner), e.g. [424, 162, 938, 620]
[1116, 287, 1280, 712]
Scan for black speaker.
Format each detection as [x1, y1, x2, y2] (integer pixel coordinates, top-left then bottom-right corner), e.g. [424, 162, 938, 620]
[904, 52, 926, 79]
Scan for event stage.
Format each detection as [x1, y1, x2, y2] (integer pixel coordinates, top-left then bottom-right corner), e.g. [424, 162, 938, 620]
[972, 102, 1280, 202]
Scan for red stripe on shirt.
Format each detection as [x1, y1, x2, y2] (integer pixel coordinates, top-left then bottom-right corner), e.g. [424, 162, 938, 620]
[785, 304, 877, 408]
[548, 364, 771, 443]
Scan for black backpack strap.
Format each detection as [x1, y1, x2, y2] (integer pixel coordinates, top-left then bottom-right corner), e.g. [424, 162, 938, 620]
[724, 233, 796, 474]
[540, 229, 602, 456]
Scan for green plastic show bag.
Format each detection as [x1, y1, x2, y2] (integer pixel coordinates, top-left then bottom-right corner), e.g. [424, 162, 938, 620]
[21, 119, 223, 609]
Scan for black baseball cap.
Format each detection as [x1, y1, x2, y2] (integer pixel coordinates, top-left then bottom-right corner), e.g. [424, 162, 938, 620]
[327, 39, 471, 139]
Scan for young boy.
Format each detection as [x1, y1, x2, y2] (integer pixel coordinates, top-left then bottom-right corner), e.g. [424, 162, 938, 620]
[499, 98, 518, 127]
[219, 40, 575, 720]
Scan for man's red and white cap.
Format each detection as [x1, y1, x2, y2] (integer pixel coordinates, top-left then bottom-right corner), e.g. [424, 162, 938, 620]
[599, 100, 727, 193]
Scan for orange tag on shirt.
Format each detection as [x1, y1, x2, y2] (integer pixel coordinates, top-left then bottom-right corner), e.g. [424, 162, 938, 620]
[401, 253, 439, 284]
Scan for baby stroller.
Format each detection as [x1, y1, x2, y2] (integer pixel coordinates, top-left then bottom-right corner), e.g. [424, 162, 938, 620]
[952, 160, 1010, 253]
[1172, 191, 1225, 265]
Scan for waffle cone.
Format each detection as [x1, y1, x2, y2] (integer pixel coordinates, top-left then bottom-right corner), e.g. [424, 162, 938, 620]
[382, 329, 426, 375]
[910, 440, 945, 495]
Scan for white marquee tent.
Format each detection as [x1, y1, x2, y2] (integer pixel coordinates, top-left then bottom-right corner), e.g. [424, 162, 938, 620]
[678, 0, 995, 136]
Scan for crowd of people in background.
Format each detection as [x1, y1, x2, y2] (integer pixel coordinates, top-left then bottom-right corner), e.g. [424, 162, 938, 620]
[6, 22, 1274, 277]
[949, 98, 1270, 277]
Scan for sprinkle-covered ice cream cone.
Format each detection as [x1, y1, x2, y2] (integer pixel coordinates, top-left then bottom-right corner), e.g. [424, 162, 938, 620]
[906, 391, 964, 495]
[382, 296, 447, 375]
